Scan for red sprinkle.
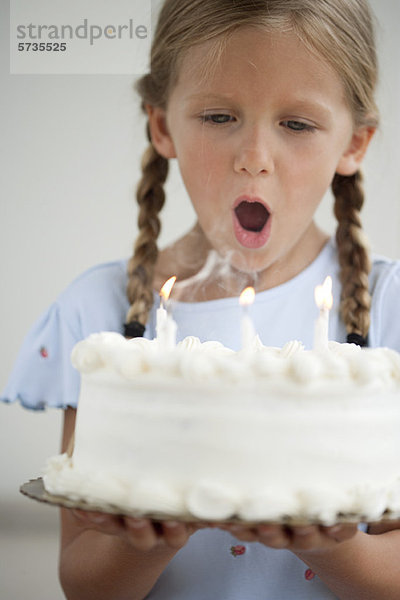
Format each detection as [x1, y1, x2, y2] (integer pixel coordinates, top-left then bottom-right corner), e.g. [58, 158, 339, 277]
[230, 545, 246, 557]
[305, 568, 316, 581]
[40, 346, 48, 359]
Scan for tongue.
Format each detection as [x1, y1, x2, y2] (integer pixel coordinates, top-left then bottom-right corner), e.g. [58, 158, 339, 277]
[235, 201, 269, 232]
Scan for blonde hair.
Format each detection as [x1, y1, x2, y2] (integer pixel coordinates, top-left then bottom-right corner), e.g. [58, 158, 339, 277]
[126, 0, 378, 343]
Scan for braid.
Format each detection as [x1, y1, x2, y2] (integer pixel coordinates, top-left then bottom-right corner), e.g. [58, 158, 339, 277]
[332, 171, 371, 340]
[126, 124, 169, 327]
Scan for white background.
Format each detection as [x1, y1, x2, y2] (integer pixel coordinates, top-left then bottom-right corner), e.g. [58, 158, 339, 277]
[0, 0, 399, 598]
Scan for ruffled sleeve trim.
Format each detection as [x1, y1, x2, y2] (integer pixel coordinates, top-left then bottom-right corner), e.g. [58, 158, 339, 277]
[1, 301, 81, 411]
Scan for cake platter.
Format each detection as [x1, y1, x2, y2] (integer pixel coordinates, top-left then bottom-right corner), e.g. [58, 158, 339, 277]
[20, 478, 400, 527]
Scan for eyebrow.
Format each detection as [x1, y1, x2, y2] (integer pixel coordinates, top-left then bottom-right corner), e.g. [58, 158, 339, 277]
[184, 92, 333, 119]
[287, 99, 333, 119]
[185, 93, 236, 104]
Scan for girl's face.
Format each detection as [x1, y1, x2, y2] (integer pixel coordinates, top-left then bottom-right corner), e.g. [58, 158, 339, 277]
[149, 27, 372, 286]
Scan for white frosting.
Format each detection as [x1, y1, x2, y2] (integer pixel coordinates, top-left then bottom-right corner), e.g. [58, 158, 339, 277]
[186, 481, 240, 520]
[297, 486, 353, 525]
[44, 332, 400, 523]
[238, 488, 298, 521]
[70, 333, 400, 390]
[129, 480, 185, 516]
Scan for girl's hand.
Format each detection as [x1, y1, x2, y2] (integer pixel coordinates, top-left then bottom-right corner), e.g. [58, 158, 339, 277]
[70, 509, 204, 551]
[219, 522, 358, 553]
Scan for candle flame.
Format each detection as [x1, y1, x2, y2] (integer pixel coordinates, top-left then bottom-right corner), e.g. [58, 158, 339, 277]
[240, 286, 256, 307]
[160, 276, 177, 302]
[314, 276, 333, 310]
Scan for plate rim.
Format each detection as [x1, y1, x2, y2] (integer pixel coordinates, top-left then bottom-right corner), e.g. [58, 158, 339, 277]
[19, 477, 400, 526]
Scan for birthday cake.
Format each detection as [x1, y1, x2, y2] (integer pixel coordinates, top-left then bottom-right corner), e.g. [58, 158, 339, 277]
[43, 332, 400, 524]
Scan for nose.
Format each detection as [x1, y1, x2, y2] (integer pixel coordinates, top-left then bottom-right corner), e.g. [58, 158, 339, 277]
[233, 128, 274, 177]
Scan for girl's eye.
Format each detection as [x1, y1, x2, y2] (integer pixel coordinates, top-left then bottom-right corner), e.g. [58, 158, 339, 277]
[201, 114, 234, 125]
[282, 120, 315, 133]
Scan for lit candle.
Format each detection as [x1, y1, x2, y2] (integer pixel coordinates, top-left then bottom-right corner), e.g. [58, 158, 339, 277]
[240, 286, 256, 351]
[156, 276, 177, 349]
[313, 276, 333, 352]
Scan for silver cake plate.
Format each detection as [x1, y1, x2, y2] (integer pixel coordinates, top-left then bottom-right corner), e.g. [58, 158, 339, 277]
[20, 478, 400, 526]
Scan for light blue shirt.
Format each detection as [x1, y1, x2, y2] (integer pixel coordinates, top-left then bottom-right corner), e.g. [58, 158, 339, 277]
[2, 238, 400, 598]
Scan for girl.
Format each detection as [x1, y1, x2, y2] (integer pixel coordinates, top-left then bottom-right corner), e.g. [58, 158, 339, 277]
[3, 0, 400, 598]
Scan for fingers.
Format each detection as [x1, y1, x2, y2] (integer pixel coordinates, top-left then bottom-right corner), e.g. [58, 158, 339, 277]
[161, 521, 193, 548]
[225, 522, 359, 552]
[70, 510, 194, 551]
[71, 509, 125, 536]
[124, 518, 195, 551]
[124, 518, 159, 551]
[288, 526, 322, 550]
[321, 523, 358, 543]
[225, 524, 290, 547]
[256, 525, 291, 549]
[70, 509, 358, 555]
[288, 523, 358, 551]
[253, 524, 328, 551]
[227, 525, 259, 542]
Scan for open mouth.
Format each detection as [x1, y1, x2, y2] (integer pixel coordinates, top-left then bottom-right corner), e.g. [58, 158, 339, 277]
[233, 199, 271, 249]
[234, 201, 270, 232]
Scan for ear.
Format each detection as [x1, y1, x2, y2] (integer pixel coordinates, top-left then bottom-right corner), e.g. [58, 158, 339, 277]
[336, 126, 376, 176]
[146, 105, 177, 159]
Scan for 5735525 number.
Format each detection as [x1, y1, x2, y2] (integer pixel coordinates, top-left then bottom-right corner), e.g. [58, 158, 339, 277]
[18, 42, 67, 51]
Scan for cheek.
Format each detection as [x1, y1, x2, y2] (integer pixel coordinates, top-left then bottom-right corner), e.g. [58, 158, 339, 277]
[186, 126, 226, 164]
[179, 145, 225, 196]
[285, 147, 338, 200]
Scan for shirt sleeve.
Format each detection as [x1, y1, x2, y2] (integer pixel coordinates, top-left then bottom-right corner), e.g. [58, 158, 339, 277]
[1, 259, 131, 411]
[1, 300, 82, 411]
